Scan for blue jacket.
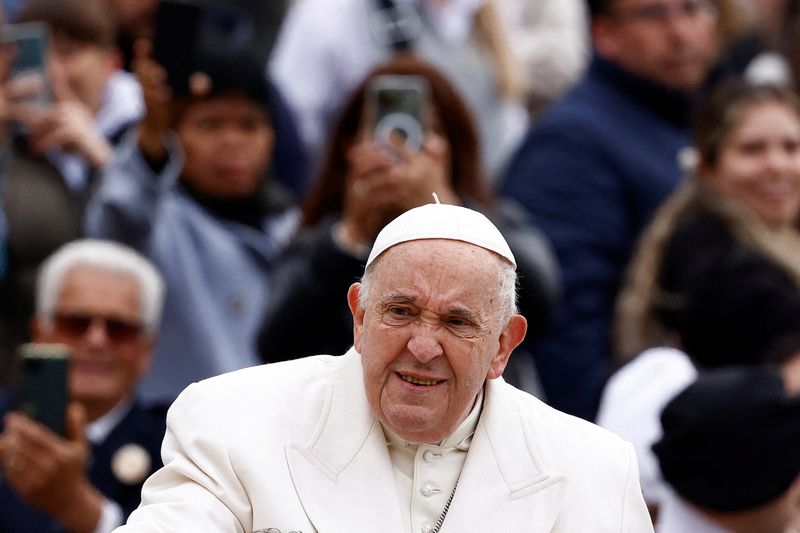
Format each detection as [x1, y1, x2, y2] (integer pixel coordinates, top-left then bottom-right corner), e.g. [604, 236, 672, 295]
[85, 134, 298, 405]
[0, 399, 166, 532]
[500, 55, 693, 420]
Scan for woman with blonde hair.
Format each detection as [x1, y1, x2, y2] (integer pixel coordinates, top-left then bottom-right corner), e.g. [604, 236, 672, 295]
[615, 80, 800, 365]
[599, 80, 800, 523]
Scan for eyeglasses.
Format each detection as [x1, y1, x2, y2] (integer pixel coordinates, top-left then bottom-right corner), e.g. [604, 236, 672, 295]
[612, 0, 718, 25]
[52, 312, 144, 343]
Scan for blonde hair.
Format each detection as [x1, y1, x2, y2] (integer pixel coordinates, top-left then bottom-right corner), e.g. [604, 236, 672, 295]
[615, 180, 800, 361]
[614, 82, 800, 361]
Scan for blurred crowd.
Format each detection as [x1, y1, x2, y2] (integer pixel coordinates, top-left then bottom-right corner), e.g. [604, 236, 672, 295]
[0, 0, 800, 531]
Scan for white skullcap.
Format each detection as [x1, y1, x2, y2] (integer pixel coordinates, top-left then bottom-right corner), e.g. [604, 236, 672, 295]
[365, 195, 516, 268]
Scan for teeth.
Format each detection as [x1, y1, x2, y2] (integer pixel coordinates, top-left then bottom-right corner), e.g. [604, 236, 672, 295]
[400, 375, 438, 386]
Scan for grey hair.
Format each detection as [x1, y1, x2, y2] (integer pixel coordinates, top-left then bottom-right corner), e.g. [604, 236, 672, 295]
[359, 250, 519, 326]
[36, 239, 165, 333]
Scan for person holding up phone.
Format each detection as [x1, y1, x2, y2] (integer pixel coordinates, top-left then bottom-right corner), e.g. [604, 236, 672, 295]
[84, 33, 301, 406]
[0, 239, 167, 533]
[0, 0, 145, 384]
[257, 55, 560, 396]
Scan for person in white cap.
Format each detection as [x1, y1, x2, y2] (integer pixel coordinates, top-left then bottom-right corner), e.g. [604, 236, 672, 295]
[117, 199, 653, 533]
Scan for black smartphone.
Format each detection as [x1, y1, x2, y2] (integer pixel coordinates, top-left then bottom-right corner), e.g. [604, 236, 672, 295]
[367, 75, 430, 151]
[153, 0, 287, 96]
[0, 21, 52, 108]
[13, 343, 70, 437]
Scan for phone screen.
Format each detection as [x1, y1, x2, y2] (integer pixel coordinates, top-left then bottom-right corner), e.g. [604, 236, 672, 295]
[368, 75, 430, 151]
[14, 343, 70, 437]
[0, 22, 52, 108]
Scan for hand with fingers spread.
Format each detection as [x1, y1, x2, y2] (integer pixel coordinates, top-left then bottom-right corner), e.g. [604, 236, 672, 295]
[0, 403, 106, 533]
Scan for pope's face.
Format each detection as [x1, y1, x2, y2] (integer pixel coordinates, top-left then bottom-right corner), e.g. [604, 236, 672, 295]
[348, 239, 526, 443]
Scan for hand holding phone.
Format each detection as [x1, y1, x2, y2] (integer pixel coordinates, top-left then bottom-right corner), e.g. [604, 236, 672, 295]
[2, 353, 103, 530]
[0, 22, 52, 117]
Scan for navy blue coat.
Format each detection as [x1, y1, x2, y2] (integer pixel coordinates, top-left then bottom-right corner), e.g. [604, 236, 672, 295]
[500, 55, 694, 420]
[0, 399, 166, 532]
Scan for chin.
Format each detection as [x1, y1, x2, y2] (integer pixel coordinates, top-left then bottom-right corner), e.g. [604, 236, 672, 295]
[385, 414, 454, 443]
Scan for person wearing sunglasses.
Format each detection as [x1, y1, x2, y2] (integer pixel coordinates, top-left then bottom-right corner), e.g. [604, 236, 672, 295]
[0, 239, 167, 533]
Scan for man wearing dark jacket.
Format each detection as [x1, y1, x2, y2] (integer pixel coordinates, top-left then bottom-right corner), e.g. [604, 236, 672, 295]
[501, 0, 720, 420]
[0, 239, 166, 533]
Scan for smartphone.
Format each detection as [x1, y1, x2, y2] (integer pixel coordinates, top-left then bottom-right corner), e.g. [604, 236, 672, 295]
[153, 0, 286, 96]
[13, 343, 70, 437]
[0, 21, 52, 108]
[367, 75, 430, 151]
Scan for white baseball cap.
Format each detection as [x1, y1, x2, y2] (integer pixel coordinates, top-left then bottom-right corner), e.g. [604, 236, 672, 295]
[365, 195, 516, 268]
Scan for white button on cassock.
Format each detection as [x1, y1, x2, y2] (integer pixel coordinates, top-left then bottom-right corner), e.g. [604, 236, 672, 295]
[421, 524, 434, 533]
[421, 483, 439, 497]
[423, 450, 435, 463]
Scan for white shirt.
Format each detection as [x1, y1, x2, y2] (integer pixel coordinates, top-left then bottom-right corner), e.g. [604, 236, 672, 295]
[596, 347, 697, 509]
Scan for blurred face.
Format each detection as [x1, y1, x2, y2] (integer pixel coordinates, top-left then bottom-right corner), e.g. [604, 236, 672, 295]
[703, 101, 800, 229]
[50, 33, 116, 115]
[176, 94, 274, 199]
[348, 240, 526, 443]
[33, 266, 153, 420]
[593, 0, 719, 92]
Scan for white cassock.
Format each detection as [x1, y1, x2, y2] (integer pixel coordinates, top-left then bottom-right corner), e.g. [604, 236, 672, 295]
[116, 349, 653, 533]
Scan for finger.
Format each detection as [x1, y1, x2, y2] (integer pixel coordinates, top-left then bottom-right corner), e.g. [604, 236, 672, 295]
[421, 134, 447, 160]
[66, 403, 87, 445]
[30, 129, 70, 154]
[133, 38, 153, 60]
[0, 42, 18, 81]
[48, 56, 74, 103]
[5, 411, 62, 451]
[6, 72, 47, 102]
[382, 130, 416, 162]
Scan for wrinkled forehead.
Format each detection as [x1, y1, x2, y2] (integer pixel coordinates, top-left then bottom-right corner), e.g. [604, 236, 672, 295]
[369, 239, 505, 289]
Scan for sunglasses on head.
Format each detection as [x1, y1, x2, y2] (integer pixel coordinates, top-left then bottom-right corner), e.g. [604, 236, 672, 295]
[52, 312, 144, 343]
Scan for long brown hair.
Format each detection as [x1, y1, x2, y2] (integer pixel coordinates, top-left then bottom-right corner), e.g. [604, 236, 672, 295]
[614, 81, 800, 360]
[301, 54, 492, 227]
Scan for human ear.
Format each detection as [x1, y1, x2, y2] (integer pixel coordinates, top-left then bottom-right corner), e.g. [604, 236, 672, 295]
[487, 314, 527, 380]
[347, 283, 366, 352]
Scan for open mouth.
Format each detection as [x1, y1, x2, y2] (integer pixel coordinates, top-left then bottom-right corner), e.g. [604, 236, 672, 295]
[399, 373, 441, 386]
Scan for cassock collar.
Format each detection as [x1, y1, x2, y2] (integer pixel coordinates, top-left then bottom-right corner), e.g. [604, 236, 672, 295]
[382, 388, 484, 451]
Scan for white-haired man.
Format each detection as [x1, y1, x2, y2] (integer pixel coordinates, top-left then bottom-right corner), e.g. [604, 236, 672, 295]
[117, 201, 653, 532]
[0, 239, 166, 533]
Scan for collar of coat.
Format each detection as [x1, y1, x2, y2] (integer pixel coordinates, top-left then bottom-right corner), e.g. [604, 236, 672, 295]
[285, 348, 566, 532]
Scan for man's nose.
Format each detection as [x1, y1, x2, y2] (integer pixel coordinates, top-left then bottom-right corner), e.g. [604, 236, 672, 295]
[407, 332, 443, 363]
[84, 319, 111, 347]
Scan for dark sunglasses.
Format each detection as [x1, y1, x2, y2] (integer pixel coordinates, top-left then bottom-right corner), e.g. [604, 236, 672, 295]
[52, 312, 144, 343]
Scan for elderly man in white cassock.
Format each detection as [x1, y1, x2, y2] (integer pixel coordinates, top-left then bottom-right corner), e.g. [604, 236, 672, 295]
[116, 197, 653, 533]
